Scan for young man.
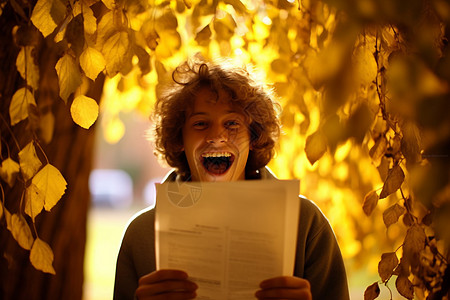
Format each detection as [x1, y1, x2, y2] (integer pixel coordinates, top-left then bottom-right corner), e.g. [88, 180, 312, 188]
[113, 59, 350, 300]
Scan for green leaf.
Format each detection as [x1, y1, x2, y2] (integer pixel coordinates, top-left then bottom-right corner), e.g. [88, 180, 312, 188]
[380, 164, 405, 199]
[31, 0, 66, 37]
[18, 142, 42, 182]
[362, 190, 379, 216]
[9, 87, 37, 126]
[16, 46, 40, 90]
[305, 130, 327, 165]
[0, 158, 20, 187]
[32, 164, 67, 211]
[70, 95, 99, 129]
[102, 30, 131, 76]
[30, 238, 56, 275]
[8, 213, 34, 250]
[80, 46, 106, 80]
[378, 252, 398, 282]
[55, 54, 82, 102]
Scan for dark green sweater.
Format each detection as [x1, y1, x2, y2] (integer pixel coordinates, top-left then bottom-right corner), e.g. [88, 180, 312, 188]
[113, 168, 350, 300]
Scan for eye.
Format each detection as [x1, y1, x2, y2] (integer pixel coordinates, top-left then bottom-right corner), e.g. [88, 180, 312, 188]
[193, 121, 208, 130]
[224, 120, 240, 130]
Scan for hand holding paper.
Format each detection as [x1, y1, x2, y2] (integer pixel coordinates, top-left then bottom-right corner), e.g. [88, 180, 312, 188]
[135, 269, 198, 300]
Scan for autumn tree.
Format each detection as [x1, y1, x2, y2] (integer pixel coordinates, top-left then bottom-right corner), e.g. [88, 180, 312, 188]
[0, 0, 449, 299]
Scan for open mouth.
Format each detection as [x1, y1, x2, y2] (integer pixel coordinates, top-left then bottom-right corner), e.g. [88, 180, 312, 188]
[201, 152, 234, 175]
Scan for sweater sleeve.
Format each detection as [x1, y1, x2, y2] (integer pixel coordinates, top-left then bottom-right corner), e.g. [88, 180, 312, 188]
[294, 197, 350, 300]
[113, 208, 157, 300]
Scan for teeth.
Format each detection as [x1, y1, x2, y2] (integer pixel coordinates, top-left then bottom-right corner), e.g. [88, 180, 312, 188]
[202, 152, 231, 158]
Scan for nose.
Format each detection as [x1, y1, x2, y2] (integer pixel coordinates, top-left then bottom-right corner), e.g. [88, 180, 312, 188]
[206, 124, 227, 144]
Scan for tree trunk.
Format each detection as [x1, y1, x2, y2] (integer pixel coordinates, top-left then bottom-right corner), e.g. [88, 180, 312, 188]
[0, 4, 104, 299]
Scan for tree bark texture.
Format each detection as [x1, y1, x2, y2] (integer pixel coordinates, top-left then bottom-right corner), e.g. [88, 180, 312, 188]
[0, 4, 104, 300]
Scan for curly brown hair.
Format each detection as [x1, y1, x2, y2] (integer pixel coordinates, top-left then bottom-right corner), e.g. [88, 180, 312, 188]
[152, 57, 281, 180]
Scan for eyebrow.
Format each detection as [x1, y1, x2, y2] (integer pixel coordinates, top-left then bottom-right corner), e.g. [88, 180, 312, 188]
[187, 110, 238, 118]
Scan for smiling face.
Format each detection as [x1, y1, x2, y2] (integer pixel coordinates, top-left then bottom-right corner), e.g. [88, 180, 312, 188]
[182, 87, 250, 182]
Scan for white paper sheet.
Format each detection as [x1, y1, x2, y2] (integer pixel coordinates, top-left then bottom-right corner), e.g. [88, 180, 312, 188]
[155, 179, 300, 300]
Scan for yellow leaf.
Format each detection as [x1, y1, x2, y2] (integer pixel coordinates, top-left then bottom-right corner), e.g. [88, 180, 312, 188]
[0, 158, 20, 187]
[364, 282, 380, 300]
[362, 190, 379, 216]
[134, 45, 151, 75]
[271, 58, 291, 74]
[104, 117, 125, 144]
[83, 5, 97, 35]
[16, 46, 40, 90]
[213, 13, 236, 41]
[72, 1, 82, 16]
[304, 43, 346, 90]
[25, 183, 45, 221]
[31, 0, 66, 37]
[195, 25, 211, 46]
[378, 252, 398, 282]
[395, 275, 414, 299]
[39, 111, 55, 144]
[354, 44, 378, 85]
[145, 28, 160, 50]
[383, 203, 406, 228]
[30, 238, 56, 275]
[96, 11, 115, 49]
[32, 164, 67, 211]
[102, 31, 131, 76]
[18, 142, 42, 182]
[80, 47, 106, 80]
[403, 224, 426, 257]
[71, 95, 99, 129]
[155, 30, 182, 58]
[369, 136, 387, 166]
[155, 10, 178, 32]
[9, 213, 34, 250]
[55, 54, 82, 102]
[101, 0, 115, 10]
[401, 122, 421, 165]
[9, 87, 37, 126]
[305, 130, 327, 165]
[380, 164, 405, 199]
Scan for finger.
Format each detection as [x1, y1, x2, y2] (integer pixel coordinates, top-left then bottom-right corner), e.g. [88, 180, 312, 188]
[255, 287, 312, 300]
[259, 276, 310, 289]
[136, 290, 197, 300]
[138, 279, 197, 295]
[139, 269, 189, 285]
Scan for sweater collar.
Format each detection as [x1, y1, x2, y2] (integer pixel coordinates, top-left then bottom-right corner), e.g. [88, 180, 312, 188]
[162, 166, 277, 183]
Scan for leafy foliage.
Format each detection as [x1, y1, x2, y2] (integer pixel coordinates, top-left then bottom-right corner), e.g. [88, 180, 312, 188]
[0, 0, 449, 298]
